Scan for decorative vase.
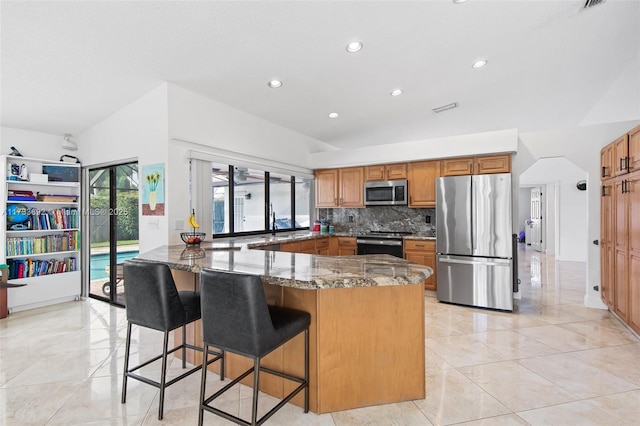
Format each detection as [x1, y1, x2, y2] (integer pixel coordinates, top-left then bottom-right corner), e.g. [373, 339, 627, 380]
[149, 191, 157, 211]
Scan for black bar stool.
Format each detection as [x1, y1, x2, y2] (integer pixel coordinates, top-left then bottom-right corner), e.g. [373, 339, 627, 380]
[198, 269, 310, 426]
[121, 260, 223, 420]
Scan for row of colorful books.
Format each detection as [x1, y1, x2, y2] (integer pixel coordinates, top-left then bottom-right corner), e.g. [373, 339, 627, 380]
[5, 231, 80, 256]
[15, 208, 80, 231]
[7, 257, 78, 279]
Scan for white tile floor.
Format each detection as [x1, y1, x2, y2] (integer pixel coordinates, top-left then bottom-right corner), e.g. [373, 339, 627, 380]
[1, 244, 639, 425]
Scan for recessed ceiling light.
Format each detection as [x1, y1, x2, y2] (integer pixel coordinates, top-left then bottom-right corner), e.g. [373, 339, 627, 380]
[346, 41, 363, 53]
[432, 102, 458, 114]
[328, 112, 340, 119]
[268, 80, 283, 88]
[391, 89, 404, 97]
[472, 59, 488, 68]
[453, 0, 469, 4]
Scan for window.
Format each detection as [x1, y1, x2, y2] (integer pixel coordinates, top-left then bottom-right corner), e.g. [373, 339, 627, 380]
[211, 162, 311, 236]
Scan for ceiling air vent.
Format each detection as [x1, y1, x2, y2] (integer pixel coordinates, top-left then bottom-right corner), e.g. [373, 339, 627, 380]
[432, 102, 458, 114]
[584, 0, 604, 8]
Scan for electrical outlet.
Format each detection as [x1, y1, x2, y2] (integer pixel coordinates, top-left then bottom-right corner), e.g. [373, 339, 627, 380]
[425, 215, 431, 224]
[175, 219, 184, 230]
[348, 215, 354, 223]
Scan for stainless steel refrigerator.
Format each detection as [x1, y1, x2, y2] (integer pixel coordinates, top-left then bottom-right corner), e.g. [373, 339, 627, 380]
[436, 173, 513, 311]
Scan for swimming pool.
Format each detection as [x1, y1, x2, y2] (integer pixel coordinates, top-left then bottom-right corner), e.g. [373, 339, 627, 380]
[90, 251, 139, 280]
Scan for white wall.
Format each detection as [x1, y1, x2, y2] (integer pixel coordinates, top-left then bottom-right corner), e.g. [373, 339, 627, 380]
[77, 83, 170, 254]
[310, 128, 518, 168]
[546, 183, 557, 257]
[165, 84, 333, 244]
[513, 119, 640, 309]
[517, 187, 531, 235]
[520, 158, 586, 262]
[1, 127, 68, 161]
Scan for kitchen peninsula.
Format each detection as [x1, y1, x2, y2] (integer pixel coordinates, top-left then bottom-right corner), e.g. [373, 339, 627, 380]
[136, 232, 431, 414]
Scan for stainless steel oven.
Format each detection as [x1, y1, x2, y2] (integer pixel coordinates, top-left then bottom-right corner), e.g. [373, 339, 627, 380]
[356, 231, 411, 258]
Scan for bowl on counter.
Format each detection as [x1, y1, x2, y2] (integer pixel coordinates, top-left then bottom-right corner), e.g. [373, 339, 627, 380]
[180, 232, 206, 246]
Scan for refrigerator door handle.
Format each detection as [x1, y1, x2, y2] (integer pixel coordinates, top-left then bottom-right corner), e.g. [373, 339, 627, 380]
[470, 178, 476, 252]
[438, 257, 511, 267]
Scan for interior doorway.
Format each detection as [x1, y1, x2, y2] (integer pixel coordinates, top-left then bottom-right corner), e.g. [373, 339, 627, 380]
[519, 157, 587, 262]
[87, 162, 139, 306]
[530, 187, 543, 252]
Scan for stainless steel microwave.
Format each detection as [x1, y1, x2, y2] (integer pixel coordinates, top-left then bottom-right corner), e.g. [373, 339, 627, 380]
[364, 179, 408, 206]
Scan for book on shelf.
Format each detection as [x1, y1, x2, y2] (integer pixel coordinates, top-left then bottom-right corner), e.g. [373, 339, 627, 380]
[6, 208, 79, 231]
[5, 231, 80, 256]
[7, 257, 77, 279]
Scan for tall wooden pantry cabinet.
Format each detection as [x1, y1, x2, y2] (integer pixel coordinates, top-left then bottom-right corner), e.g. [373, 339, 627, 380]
[600, 124, 640, 335]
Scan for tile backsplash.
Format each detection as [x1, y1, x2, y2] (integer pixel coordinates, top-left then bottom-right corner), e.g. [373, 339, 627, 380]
[318, 206, 436, 234]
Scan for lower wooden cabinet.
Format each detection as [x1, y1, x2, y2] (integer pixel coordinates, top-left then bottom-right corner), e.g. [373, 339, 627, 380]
[315, 237, 330, 255]
[336, 237, 357, 256]
[403, 239, 436, 290]
[602, 169, 640, 335]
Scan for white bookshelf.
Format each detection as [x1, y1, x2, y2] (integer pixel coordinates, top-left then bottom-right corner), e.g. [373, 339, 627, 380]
[1, 155, 82, 313]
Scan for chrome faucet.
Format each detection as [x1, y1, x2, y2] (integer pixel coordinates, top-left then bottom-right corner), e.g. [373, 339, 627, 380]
[271, 204, 277, 236]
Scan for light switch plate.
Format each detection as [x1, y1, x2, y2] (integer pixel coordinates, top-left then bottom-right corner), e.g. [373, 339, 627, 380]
[175, 219, 184, 230]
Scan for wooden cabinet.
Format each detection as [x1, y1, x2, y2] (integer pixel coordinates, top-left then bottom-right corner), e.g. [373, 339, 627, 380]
[280, 241, 301, 253]
[364, 163, 407, 181]
[627, 174, 640, 333]
[336, 237, 357, 256]
[629, 125, 640, 173]
[614, 134, 630, 177]
[601, 143, 615, 180]
[338, 167, 364, 207]
[407, 161, 440, 208]
[299, 239, 317, 254]
[315, 167, 364, 208]
[477, 155, 512, 174]
[441, 154, 511, 176]
[404, 239, 436, 290]
[600, 180, 615, 309]
[315, 237, 330, 255]
[315, 169, 339, 208]
[614, 177, 629, 321]
[601, 126, 640, 335]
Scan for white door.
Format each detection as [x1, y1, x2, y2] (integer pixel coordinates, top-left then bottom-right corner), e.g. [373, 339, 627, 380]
[530, 187, 543, 252]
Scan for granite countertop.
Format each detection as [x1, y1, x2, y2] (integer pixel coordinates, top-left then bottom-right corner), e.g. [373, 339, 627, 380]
[136, 231, 432, 290]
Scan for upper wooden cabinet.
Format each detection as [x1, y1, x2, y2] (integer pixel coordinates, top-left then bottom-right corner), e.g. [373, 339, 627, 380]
[602, 125, 640, 180]
[407, 161, 441, 207]
[614, 134, 630, 177]
[315, 169, 339, 207]
[364, 163, 407, 181]
[441, 154, 511, 176]
[315, 167, 364, 208]
[601, 143, 615, 180]
[629, 125, 640, 173]
[338, 167, 364, 207]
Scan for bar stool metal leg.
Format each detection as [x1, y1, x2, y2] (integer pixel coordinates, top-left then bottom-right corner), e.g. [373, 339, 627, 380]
[304, 329, 309, 413]
[121, 322, 133, 404]
[182, 325, 187, 369]
[251, 357, 260, 426]
[158, 330, 170, 420]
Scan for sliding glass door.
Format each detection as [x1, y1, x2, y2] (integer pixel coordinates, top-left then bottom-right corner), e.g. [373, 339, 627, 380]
[88, 162, 139, 306]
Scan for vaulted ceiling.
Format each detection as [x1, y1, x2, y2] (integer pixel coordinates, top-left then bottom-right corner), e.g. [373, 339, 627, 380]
[1, 0, 638, 150]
